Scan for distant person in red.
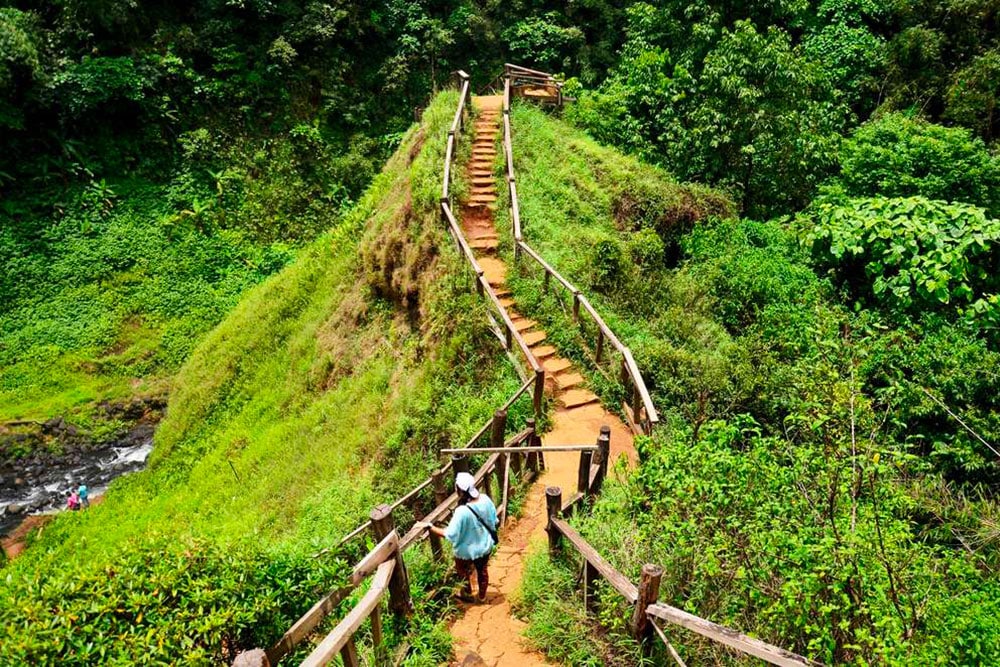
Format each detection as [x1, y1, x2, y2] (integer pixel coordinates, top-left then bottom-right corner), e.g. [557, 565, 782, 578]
[67, 490, 80, 511]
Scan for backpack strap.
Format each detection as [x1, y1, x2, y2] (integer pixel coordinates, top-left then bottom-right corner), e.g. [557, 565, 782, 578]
[467, 504, 498, 546]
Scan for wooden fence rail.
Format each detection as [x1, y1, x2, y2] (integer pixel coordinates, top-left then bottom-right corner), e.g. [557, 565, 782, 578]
[499, 66, 659, 435]
[543, 484, 822, 667]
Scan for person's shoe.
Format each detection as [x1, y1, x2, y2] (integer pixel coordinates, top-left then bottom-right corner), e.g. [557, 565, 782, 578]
[454, 591, 476, 603]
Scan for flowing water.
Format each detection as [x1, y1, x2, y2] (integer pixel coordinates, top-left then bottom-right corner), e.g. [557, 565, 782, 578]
[0, 423, 155, 536]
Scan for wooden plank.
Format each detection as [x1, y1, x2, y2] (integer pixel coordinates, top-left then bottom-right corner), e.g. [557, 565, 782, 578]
[441, 134, 454, 202]
[479, 276, 542, 374]
[551, 518, 638, 604]
[451, 79, 469, 133]
[503, 77, 511, 112]
[509, 180, 522, 240]
[504, 63, 555, 79]
[350, 531, 398, 585]
[651, 620, 689, 667]
[576, 295, 625, 355]
[267, 585, 352, 663]
[439, 445, 598, 455]
[300, 560, 395, 667]
[645, 603, 821, 667]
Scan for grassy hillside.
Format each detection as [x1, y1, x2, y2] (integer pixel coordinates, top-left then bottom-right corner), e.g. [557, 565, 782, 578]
[0, 90, 525, 665]
[504, 103, 1000, 664]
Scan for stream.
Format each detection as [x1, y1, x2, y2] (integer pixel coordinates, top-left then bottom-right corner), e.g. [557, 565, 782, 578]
[0, 423, 155, 536]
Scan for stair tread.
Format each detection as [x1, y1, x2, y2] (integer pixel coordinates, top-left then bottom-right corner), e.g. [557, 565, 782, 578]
[470, 238, 499, 250]
[511, 317, 537, 332]
[555, 372, 585, 389]
[522, 330, 547, 346]
[559, 389, 600, 409]
[543, 357, 572, 374]
[531, 344, 557, 358]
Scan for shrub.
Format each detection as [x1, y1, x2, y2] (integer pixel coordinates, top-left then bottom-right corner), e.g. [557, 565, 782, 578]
[799, 196, 1000, 316]
[835, 112, 1000, 216]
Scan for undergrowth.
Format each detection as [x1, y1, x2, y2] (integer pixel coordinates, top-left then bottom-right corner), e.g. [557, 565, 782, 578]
[0, 89, 524, 665]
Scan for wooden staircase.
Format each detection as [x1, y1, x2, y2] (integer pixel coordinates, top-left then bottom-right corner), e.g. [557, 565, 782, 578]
[463, 97, 599, 411]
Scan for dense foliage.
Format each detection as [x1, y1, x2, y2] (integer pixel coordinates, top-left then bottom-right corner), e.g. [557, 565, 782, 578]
[0, 92, 526, 664]
[565, 0, 1000, 217]
[507, 105, 1000, 664]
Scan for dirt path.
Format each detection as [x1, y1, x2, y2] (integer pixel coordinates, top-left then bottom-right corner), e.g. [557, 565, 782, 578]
[446, 95, 637, 667]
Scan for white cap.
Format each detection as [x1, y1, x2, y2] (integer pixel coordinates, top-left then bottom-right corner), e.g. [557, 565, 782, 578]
[455, 472, 480, 499]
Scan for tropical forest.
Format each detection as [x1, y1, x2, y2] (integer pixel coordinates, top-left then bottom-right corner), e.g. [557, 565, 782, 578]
[2, 0, 1000, 665]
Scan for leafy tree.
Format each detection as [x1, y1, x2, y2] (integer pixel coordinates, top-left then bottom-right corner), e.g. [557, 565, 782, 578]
[835, 112, 1000, 216]
[945, 49, 1000, 141]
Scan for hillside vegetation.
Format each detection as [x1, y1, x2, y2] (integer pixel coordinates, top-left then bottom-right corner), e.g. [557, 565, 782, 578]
[0, 91, 525, 665]
[505, 103, 1000, 664]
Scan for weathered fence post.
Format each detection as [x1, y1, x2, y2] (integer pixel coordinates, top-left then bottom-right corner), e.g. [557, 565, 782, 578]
[340, 637, 360, 667]
[596, 329, 605, 364]
[525, 418, 538, 476]
[546, 486, 562, 557]
[491, 409, 508, 503]
[572, 292, 581, 322]
[533, 368, 545, 422]
[591, 426, 611, 497]
[452, 454, 470, 475]
[630, 563, 663, 645]
[429, 470, 447, 560]
[577, 448, 593, 495]
[370, 505, 413, 616]
[531, 418, 545, 470]
[584, 561, 599, 612]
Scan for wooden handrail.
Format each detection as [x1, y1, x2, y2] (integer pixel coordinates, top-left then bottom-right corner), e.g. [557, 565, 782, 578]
[500, 71, 659, 433]
[550, 517, 639, 603]
[300, 559, 396, 667]
[442, 202, 485, 276]
[646, 604, 821, 667]
[504, 63, 555, 79]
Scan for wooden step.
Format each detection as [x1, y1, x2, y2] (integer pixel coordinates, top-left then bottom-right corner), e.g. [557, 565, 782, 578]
[493, 288, 512, 298]
[469, 194, 497, 204]
[499, 297, 516, 309]
[470, 238, 499, 251]
[559, 389, 600, 409]
[522, 330, 547, 346]
[543, 357, 572, 374]
[512, 317, 537, 333]
[555, 372, 585, 390]
[531, 344, 557, 359]
[471, 177, 495, 186]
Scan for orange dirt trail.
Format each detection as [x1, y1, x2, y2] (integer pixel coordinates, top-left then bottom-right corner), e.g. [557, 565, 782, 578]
[446, 95, 637, 666]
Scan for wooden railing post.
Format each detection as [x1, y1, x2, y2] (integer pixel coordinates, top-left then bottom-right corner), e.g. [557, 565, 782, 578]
[596, 329, 605, 363]
[572, 291, 581, 322]
[429, 470, 447, 560]
[533, 367, 545, 422]
[543, 270, 551, 292]
[340, 637, 360, 667]
[577, 448, 593, 495]
[492, 409, 508, 503]
[546, 486, 562, 557]
[531, 415, 545, 470]
[370, 505, 413, 616]
[452, 454, 470, 475]
[591, 426, 611, 496]
[525, 418, 538, 476]
[630, 564, 663, 644]
[584, 561, 599, 612]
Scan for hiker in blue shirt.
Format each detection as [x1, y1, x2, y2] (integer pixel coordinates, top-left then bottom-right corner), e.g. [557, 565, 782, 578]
[78, 483, 89, 509]
[421, 472, 498, 602]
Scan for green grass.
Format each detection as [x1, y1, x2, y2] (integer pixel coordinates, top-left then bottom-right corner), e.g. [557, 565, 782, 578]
[0, 89, 527, 665]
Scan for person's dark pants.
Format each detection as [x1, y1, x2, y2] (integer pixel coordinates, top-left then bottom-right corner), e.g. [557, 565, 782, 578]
[455, 554, 490, 600]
